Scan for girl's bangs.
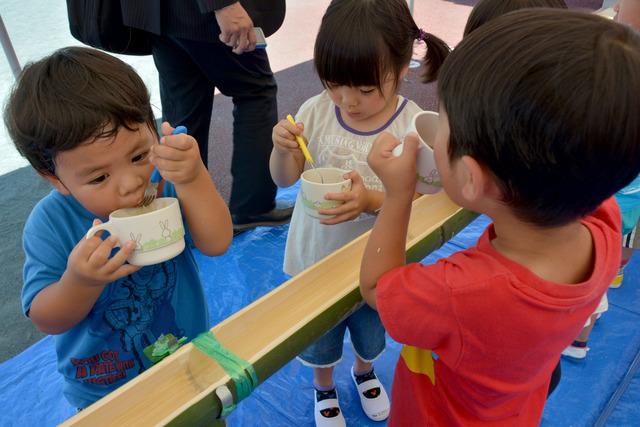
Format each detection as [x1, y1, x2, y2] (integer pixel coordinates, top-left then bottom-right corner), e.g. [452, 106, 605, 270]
[315, 30, 388, 89]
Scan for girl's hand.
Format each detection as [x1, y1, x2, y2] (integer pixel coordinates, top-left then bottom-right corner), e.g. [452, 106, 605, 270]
[151, 122, 206, 186]
[66, 219, 140, 287]
[272, 119, 305, 155]
[319, 171, 371, 225]
[368, 132, 419, 198]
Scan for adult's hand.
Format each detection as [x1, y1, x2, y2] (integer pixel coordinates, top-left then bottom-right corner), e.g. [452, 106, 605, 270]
[215, 2, 257, 54]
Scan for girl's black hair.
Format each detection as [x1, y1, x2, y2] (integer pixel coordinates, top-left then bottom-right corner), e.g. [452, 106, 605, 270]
[314, 0, 450, 93]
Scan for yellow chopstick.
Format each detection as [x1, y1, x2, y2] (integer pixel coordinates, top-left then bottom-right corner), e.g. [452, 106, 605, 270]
[286, 114, 316, 167]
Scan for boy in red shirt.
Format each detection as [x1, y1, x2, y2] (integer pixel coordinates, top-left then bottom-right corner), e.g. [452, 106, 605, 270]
[360, 9, 640, 426]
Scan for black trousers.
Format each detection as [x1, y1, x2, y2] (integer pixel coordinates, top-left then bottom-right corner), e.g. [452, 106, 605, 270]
[151, 35, 278, 216]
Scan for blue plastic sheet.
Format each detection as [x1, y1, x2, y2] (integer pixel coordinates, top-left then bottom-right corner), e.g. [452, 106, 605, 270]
[1, 185, 639, 426]
[606, 369, 640, 426]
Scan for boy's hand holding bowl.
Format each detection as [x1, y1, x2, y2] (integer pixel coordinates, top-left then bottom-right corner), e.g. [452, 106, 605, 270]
[391, 111, 441, 194]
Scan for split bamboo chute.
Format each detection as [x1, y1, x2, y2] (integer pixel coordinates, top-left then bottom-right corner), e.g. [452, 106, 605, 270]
[61, 192, 477, 426]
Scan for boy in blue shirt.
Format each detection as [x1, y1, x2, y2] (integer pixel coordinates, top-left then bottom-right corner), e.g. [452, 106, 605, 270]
[4, 47, 232, 409]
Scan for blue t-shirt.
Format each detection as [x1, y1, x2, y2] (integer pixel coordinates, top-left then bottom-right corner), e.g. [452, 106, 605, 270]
[21, 183, 209, 409]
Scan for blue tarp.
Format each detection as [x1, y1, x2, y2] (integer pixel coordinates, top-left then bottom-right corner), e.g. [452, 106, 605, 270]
[1, 185, 639, 426]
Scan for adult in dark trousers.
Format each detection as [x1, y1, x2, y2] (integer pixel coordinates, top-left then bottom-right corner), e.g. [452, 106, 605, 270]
[121, 0, 292, 235]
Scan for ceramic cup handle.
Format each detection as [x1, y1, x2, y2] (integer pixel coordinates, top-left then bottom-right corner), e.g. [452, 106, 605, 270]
[85, 222, 120, 247]
[392, 138, 424, 157]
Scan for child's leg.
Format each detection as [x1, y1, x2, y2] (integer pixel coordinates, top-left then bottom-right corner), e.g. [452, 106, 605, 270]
[298, 322, 347, 427]
[562, 294, 608, 359]
[348, 305, 390, 421]
[547, 360, 561, 397]
[611, 249, 632, 288]
[353, 355, 372, 374]
[576, 315, 598, 342]
[314, 366, 336, 389]
[612, 198, 639, 287]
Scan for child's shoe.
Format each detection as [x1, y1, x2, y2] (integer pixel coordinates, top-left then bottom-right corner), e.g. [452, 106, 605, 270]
[314, 387, 346, 427]
[610, 268, 625, 288]
[350, 367, 390, 421]
[561, 341, 589, 360]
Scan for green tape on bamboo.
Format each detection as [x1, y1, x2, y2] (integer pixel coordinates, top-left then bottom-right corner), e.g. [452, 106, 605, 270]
[192, 331, 258, 417]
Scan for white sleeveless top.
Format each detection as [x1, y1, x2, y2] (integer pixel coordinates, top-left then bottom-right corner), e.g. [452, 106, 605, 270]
[284, 91, 422, 276]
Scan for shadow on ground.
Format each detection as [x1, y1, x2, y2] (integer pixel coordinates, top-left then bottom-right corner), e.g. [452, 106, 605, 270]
[0, 167, 48, 362]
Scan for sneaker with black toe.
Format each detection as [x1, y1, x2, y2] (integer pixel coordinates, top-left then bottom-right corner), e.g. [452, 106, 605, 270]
[232, 205, 294, 235]
[561, 341, 589, 360]
[350, 367, 390, 421]
[314, 388, 346, 427]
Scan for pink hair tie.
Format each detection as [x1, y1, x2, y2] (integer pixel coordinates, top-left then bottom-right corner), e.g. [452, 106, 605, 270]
[417, 28, 428, 42]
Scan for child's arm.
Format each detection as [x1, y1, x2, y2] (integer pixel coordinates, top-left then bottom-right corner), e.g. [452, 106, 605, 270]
[152, 122, 232, 256]
[269, 118, 306, 187]
[360, 133, 420, 309]
[29, 225, 140, 334]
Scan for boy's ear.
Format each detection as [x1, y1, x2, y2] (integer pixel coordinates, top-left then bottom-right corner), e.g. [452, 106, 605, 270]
[459, 155, 495, 202]
[39, 172, 71, 196]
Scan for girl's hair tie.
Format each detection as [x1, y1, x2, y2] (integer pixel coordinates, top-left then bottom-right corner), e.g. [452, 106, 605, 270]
[417, 28, 428, 42]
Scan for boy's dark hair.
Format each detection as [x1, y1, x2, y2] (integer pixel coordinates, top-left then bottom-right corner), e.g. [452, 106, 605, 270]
[439, 9, 640, 227]
[4, 46, 156, 176]
[463, 0, 567, 36]
[314, 0, 450, 92]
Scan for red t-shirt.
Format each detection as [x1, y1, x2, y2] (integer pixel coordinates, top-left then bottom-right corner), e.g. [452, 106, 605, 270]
[377, 198, 621, 426]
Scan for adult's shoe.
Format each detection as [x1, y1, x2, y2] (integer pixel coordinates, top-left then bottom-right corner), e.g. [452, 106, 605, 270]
[232, 205, 294, 235]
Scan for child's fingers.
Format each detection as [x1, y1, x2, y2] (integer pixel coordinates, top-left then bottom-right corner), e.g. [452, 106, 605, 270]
[318, 205, 345, 217]
[110, 263, 142, 280]
[159, 134, 195, 151]
[318, 196, 357, 216]
[371, 132, 401, 157]
[76, 235, 104, 261]
[401, 133, 420, 158]
[161, 121, 174, 136]
[320, 212, 352, 225]
[275, 124, 300, 141]
[323, 191, 352, 202]
[281, 119, 304, 136]
[274, 134, 300, 151]
[87, 235, 120, 266]
[152, 155, 198, 176]
[344, 171, 364, 185]
[102, 241, 137, 275]
[153, 144, 194, 161]
[88, 218, 104, 239]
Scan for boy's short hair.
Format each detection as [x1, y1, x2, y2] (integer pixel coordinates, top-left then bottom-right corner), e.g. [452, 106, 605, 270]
[439, 9, 640, 226]
[4, 46, 156, 176]
[463, 0, 567, 36]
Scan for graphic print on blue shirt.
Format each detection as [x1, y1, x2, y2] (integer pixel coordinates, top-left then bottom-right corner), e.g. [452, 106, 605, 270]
[72, 260, 183, 385]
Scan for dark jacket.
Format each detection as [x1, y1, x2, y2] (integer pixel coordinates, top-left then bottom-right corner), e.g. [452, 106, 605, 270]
[121, 0, 286, 42]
